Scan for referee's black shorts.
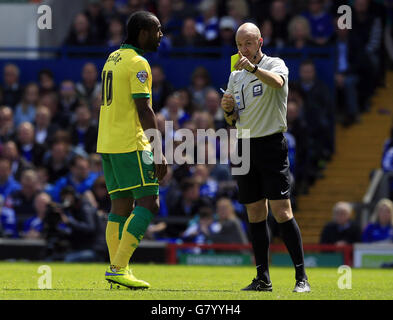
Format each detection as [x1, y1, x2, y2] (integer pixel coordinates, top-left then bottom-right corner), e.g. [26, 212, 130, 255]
[234, 132, 291, 204]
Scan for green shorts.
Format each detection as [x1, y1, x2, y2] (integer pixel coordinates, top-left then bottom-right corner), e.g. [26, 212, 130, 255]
[101, 150, 159, 200]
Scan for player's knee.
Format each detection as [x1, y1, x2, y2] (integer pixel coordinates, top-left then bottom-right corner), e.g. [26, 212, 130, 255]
[136, 196, 160, 215]
[246, 201, 268, 223]
[273, 208, 293, 223]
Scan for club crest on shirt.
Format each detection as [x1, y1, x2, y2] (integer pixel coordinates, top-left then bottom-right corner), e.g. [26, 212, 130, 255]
[253, 84, 262, 97]
[137, 70, 148, 83]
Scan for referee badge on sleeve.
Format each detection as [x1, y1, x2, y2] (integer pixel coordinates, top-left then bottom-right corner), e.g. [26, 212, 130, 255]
[137, 70, 148, 83]
[253, 84, 262, 97]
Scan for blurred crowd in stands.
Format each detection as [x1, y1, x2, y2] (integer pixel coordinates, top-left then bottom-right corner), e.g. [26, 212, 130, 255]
[1, 0, 393, 261]
[320, 198, 393, 245]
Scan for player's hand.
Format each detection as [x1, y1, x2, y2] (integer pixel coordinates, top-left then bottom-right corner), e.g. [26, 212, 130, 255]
[234, 51, 254, 72]
[221, 93, 235, 113]
[155, 153, 168, 182]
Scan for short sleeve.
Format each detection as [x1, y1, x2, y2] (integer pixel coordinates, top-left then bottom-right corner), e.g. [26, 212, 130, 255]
[130, 57, 151, 99]
[269, 58, 289, 84]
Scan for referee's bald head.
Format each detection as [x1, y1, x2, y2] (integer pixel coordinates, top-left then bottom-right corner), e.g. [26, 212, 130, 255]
[236, 22, 261, 41]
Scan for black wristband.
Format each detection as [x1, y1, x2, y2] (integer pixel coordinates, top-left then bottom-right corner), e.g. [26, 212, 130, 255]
[224, 108, 235, 116]
[249, 64, 258, 73]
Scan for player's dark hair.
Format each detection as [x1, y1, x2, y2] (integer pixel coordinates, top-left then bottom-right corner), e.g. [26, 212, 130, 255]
[124, 11, 157, 47]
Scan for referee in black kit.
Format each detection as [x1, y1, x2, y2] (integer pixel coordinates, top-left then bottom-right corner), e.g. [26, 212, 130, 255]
[221, 22, 310, 293]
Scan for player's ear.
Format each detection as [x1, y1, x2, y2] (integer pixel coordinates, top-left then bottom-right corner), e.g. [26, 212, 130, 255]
[260, 37, 263, 48]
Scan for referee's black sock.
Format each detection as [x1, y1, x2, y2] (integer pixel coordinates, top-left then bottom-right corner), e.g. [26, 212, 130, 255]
[278, 217, 308, 281]
[249, 220, 271, 284]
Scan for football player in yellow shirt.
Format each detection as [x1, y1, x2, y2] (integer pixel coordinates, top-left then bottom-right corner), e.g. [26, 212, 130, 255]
[97, 11, 167, 289]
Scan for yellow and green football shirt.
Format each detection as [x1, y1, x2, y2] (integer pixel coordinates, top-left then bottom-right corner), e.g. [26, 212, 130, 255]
[97, 44, 152, 154]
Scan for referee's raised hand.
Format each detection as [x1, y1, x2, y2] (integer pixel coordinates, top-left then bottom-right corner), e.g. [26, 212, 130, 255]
[234, 51, 254, 72]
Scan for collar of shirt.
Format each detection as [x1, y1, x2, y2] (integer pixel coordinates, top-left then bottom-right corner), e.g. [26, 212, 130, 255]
[120, 43, 144, 56]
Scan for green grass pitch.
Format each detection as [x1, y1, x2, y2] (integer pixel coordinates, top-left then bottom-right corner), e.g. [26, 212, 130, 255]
[0, 262, 392, 300]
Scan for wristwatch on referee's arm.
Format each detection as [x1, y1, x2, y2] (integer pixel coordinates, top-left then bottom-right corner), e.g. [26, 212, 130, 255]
[247, 64, 258, 73]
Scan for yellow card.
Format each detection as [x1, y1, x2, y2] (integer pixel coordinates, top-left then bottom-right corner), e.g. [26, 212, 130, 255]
[231, 53, 239, 72]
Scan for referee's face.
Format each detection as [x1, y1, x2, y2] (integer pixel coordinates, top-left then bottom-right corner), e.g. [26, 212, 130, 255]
[235, 31, 259, 62]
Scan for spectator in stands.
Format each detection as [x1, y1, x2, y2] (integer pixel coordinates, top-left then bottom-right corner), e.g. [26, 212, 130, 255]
[0, 158, 21, 200]
[5, 169, 40, 232]
[302, 0, 334, 45]
[0, 194, 17, 238]
[286, 99, 310, 195]
[193, 164, 218, 201]
[192, 109, 214, 132]
[269, 0, 292, 48]
[168, 177, 201, 218]
[101, 0, 123, 24]
[0, 106, 16, 143]
[16, 122, 46, 167]
[156, 0, 183, 39]
[69, 104, 98, 154]
[381, 128, 393, 198]
[284, 131, 296, 180]
[172, 17, 207, 48]
[88, 153, 103, 175]
[226, 0, 249, 29]
[83, 175, 111, 216]
[76, 62, 101, 107]
[211, 16, 237, 47]
[38, 69, 57, 95]
[64, 12, 96, 46]
[350, 0, 383, 111]
[195, 0, 219, 42]
[39, 92, 68, 129]
[58, 80, 80, 122]
[22, 192, 51, 239]
[287, 15, 315, 49]
[42, 141, 73, 184]
[333, 17, 361, 127]
[50, 155, 99, 203]
[53, 186, 103, 262]
[36, 166, 54, 195]
[204, 88, 225, 130]
[107, 16, 125, 47]
[181, 200, 217, 244]
[159, 92, 191, 130]
[1, 140, 33, 181]
[210, 197, 248, 244]
[14, 83, 39, 127]
[296, 59, 334, 183]
[259, 19, 277, 50]
[34, 105, 58, 146]
[122, 0, 148, 16]
[189, 66, 214, 109]
[90, 92, 102, 127]
[320, 201, 362, 245]
[2, 63, 23, 108]
[84, 0, 107, 45]
[157, 165, 181, 218]
[362, 198, 393, 243]
[151, 64, 174, 113]
[177, 88, 196, 116]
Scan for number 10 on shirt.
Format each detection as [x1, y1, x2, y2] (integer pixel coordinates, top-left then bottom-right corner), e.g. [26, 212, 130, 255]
[101, 70, 113, 106]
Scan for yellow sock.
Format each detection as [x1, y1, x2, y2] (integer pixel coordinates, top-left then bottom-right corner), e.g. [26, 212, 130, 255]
[112, 206, 154, 269]
[112, 214, 139, 268]
[106, 213, 128, 265]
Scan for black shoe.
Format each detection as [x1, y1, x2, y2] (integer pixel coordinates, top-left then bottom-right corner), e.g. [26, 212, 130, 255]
[242, 278, 273, 292]
[293, 279, 311, 293]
